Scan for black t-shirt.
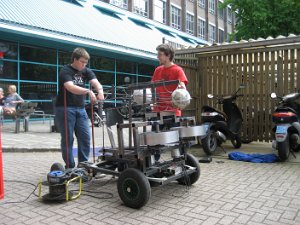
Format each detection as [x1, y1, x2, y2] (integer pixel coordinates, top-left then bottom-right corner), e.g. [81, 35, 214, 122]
[56, 65, 96, 107]
[0, 97, 5, 106]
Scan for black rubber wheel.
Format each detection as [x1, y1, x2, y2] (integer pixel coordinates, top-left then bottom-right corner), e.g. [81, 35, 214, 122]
[231, 134, 242, 149]
[117, 168, 151, 209]
[50, 162, 65, 172]
[201, 130, 218, 155]
[278, 138, 289, 161]
[178, 154, 200, 186]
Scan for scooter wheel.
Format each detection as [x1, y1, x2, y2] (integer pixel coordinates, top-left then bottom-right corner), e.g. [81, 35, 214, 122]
[201, 130, 218, 155]
[278, 139, 289, 161]
[293, 146, 300, 152]
[231, 135, 242, 149]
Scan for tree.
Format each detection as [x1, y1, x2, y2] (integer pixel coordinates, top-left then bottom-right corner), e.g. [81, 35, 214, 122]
[221, 0, 300, 40]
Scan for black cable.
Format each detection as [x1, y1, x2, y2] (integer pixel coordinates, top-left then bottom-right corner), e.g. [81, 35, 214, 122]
[0, 180, 38, 204]
[0, 176, 114, 205]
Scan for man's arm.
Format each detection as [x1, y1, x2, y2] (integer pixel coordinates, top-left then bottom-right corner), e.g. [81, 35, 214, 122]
[90, 78, 104, 100]
[64, 81, 97, 103]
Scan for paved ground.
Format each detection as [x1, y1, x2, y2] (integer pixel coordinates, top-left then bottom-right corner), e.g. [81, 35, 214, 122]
[0, 122, 300, 225]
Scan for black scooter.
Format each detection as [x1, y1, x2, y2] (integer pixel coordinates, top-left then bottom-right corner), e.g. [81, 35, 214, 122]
[271, 92, 300, 161]
[200, 85, 245, 155]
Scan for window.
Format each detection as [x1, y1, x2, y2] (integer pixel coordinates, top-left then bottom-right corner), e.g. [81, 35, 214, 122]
[58, 51, 72, 65]
[227, 7, 232, 24]
[171, 5, 181, 30]
[186, 13, 194, 35]
[209, 24, 216, 42]
[137, 76, 151, 83]
[218, 1, 224, 19]
[20, 64, 57, 82]
[20, 83, 57, 101]
[198, 0, 205, 8]
[138, 64, 155, 76]
[116, 74, 136, 86]
[93, 71, 115, 86]
[154, 0, 166, 23]
[0, 61, 17, 79]
[117, 60, 136, 74]
[133, 0, 148, 17]
[198, 18, 206, 39]
[20, 45, 56, 64]
[0, 40, 18, 79]
[90, 55, 115, 71]
[110, 0, 128, 9]
[209, 0, 215, 14]
[0, 40, 17, 60]
[218, 28, 224, 43]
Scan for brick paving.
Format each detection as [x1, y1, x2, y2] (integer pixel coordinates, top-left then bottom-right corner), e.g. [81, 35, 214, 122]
[0, 122, 300, 225]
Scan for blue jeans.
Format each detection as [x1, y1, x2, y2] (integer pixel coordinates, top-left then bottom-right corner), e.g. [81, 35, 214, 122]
[55, 107, 90, 168]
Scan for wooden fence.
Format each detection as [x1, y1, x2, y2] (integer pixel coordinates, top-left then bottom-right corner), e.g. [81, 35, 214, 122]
[176, 36, 300, 142]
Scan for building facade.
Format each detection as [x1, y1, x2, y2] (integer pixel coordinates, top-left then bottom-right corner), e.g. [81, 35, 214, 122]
[0, 0, 209, 114]
[103, 0, 236, 43]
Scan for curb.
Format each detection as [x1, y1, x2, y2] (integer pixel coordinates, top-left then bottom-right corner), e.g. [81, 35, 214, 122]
[3, 148, 61, 153]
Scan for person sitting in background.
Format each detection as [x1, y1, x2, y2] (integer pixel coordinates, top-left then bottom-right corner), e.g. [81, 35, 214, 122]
[0, 88, 5, 116]
[3, 85, 24, 115]
[0, 88, 5, 106]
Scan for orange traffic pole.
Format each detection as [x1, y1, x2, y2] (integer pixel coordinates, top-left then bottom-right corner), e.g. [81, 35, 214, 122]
[0, 123, 4, 200]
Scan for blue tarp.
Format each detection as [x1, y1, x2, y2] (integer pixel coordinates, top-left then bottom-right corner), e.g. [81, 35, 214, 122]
[228, 151, 279, 163]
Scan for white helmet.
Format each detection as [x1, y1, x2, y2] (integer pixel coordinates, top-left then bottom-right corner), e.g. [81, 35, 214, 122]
[171, 89, 191, 109]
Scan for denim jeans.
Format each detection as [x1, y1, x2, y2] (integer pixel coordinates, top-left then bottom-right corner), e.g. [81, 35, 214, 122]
[55, 107, 90, 168]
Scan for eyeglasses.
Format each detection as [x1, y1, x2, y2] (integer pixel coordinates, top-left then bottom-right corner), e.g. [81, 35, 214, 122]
[79, 59, 88, 65]
[157, 52, 164, 56]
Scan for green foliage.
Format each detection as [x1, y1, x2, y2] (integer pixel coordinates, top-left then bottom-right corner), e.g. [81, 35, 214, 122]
[220, 0, 300, 40]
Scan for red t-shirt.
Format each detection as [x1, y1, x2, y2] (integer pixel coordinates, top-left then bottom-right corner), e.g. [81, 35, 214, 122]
[151, 64, 188, 116]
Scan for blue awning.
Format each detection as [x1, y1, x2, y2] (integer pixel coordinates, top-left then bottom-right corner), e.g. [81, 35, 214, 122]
[0, 0, 209, 62]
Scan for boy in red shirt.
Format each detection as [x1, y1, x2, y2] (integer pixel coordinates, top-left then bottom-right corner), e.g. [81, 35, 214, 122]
[151, 44, 188, 117]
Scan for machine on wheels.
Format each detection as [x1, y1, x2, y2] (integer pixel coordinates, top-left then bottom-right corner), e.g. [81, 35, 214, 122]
[78, 80, 206, 208]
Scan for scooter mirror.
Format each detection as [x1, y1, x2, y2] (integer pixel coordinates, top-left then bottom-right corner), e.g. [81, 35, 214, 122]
[240, 84, 246, 89]
[270, 93, 277, 99]
[207, 94, 214, 99]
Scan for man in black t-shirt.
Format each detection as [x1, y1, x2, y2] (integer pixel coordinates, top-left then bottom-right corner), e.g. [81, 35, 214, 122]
[55, 48, 104, 169]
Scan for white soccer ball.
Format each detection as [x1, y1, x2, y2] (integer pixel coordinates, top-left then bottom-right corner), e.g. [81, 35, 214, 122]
[171, 89, 191, 109]
[133, 88, 152, 105]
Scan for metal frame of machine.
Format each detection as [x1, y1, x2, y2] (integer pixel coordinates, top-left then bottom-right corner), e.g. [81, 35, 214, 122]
[79, 80, 206, 208]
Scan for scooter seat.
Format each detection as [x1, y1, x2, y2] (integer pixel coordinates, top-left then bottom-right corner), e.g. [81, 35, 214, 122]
[202, 106, 227, 120]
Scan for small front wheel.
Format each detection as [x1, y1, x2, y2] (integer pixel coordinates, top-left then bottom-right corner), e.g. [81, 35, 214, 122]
[117, 168, 151, 209]
[177, 154, 200, 185]
[201, 130, 218, 155]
